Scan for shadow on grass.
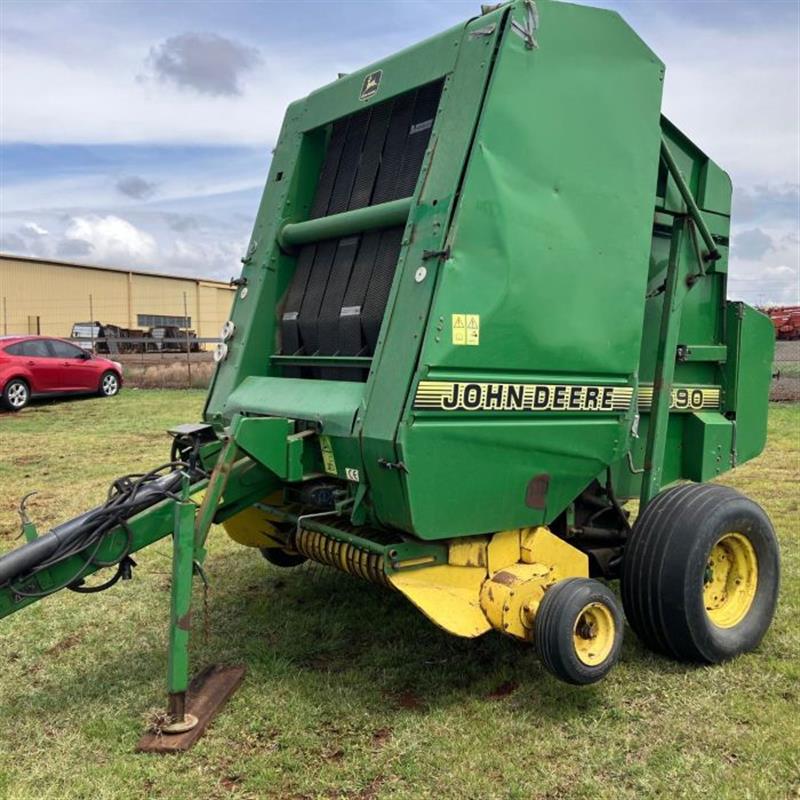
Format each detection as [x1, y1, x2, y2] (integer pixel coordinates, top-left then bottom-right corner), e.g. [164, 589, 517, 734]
[0, 391, 107, 417]
[5, 546, 704, 727]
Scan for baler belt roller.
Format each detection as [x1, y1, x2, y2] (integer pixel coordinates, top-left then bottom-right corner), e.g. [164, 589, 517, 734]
[294, 527, 390, 588]
[254, 502, 395, 587]
[278, 198, 413, 249]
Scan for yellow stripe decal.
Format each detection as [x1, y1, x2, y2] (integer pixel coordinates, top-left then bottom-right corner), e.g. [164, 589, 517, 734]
[413, 382, 720, 413]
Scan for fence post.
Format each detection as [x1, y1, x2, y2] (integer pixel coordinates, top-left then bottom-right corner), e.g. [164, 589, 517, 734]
[2, 296, 6, 336]
[183, 292, 192, 388]
[89, 294, 95, 354]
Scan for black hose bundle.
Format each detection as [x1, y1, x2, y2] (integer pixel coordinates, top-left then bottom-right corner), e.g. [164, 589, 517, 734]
[0, 462, 201, 598]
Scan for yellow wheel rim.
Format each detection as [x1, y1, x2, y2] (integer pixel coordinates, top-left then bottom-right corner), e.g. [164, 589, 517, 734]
[703, 532, 758, 629]
[573, 602, 615, 666]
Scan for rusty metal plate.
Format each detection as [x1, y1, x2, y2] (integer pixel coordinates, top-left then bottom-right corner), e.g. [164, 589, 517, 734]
[136, 665, 246, 754]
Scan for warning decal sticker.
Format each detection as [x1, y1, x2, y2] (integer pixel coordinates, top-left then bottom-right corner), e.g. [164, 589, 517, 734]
[319, 436, 338, 475]
[452, 313, 479, 346]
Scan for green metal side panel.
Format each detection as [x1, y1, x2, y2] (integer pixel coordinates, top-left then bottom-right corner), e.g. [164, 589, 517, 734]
[359, 7, 509, 531]
[683, 412, 734, 482]
[724, 302, 774, 463]
[660, 117, 733, 217]
[300, 25, 465, 132]
[224, 376, 364, 437]
[396, 1, 665, 538]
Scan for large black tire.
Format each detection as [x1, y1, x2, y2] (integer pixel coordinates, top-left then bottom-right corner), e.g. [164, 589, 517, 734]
[260, 547, 307, 568]
[622, 483, 779, 663]
[534, 577, 624, 685]
[2, 378, 30, 411]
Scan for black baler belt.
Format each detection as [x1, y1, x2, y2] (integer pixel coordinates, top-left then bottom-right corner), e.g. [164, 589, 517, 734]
[361, 227, 404, 352]
[318, 235, 361, 379]
[331, 91, 421, 366]
[297, 240, 338, 361]
[295, 110, 370, 364]
[371, 92, 416, 205]
[336, 82, 441, 363]
[327, 109, 370, 215]
[349, 102, 393, 210]
[280, 79, 443, 378]
[315, 102, 392, 374]
[395, 80, 441, 197]
[281, 244, 316, 360]
[280, 117, 348, 361]
[312, 116, 350, 218]
[337, 230, 382, 376]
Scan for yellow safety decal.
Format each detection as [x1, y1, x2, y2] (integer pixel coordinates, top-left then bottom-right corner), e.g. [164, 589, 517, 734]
[452, 313, 480, 346]
[319, 436, 338, 475]
[413, 382, 720, 413]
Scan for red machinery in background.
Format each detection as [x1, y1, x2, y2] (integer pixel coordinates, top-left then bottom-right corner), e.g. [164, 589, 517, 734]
[765, 306, 800, 340]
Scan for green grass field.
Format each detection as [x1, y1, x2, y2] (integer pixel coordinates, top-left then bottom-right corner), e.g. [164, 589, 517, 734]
[0, 391, 798, 800]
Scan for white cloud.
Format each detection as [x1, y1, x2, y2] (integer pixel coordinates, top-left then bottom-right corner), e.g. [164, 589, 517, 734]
[1, 207, 252, 280]
[729, 220, 800, 306]
[20, 222, 48, 237]
[0, 22, 340, 147]
[614, 9, 800, 186]
[167, 236, 248, 281]
[63, 215, 157, 265]
[1, 0, 796, 302]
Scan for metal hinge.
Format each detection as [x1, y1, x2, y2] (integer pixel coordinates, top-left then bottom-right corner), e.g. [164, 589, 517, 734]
[378, 458, 408, 473]
[470, 23, 497, 38]
[422, 246, 450, 261]
[511, 0, 539, 50]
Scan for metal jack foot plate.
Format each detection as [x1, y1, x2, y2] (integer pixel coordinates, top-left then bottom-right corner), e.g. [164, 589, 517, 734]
[136, 665, 246, 754]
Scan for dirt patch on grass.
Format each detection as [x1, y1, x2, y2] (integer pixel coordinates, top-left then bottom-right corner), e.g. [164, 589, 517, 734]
[45, 633, 82, 656]
[487, 680, 519, 699]
[370, 727, 392, 749]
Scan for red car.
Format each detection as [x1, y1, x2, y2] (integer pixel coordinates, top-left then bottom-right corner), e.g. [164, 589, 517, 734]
[0, 336, 123, 411]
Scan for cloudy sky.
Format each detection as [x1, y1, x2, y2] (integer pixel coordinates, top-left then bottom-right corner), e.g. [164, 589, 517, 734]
[1, 0, 798, 304]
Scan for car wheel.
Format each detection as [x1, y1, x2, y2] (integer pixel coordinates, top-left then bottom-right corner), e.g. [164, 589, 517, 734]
[2, 378, 30, 411]
[99, 371, 120, 398]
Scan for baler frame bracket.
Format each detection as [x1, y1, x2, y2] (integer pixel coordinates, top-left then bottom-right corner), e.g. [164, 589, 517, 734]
[659, 137, 721, 263]
[640, 215, 695, 506]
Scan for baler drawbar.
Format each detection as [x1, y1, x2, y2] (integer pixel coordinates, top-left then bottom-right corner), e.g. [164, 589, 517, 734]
[0, 0, 779, 750]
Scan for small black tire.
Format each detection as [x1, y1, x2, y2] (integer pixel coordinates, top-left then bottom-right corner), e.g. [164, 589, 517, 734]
[260, 548, 307, 568]
[621, 483, 779, 663]
[534, 577, 624, 685]
[98, 371, 120, 398]
[2, 378, 30, 411]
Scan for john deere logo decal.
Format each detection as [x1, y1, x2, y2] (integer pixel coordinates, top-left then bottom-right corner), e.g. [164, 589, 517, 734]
[360, 70, 382, 101]
[413, 381, 721, 413]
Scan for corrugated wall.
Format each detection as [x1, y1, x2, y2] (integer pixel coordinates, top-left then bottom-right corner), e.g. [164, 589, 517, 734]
[0, 255, 234, 341]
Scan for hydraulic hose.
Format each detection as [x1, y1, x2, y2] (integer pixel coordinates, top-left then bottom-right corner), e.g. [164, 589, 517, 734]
[0, 469, 190, 588]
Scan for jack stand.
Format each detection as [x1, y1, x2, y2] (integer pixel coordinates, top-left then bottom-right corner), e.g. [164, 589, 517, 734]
[137, 466, 245, 753]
